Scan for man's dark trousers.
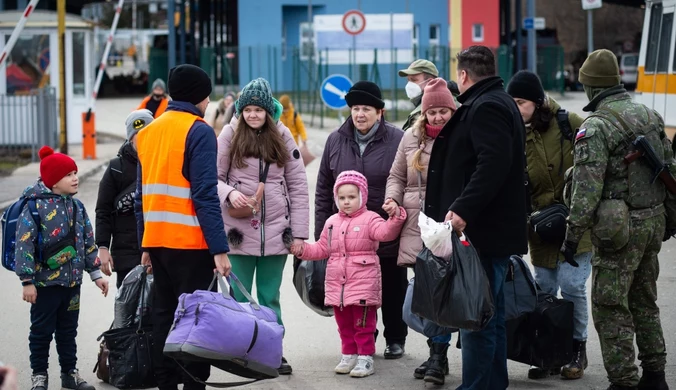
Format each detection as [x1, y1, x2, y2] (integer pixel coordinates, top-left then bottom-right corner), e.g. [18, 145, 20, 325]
[379, 255, 408, 345]
[150, 248, 215, 390]
[29, 285, 81, 374]
[457, 256, 509, 390]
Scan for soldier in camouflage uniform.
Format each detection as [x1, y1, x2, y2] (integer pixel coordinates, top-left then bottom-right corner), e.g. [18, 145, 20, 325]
[561, 49, 676, 390]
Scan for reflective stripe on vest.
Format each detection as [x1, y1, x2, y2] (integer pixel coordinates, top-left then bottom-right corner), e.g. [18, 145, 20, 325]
[137, 110, 208, 250]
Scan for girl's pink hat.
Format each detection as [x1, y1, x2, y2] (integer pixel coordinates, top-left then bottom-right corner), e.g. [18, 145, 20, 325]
[334, 170, 369, 210]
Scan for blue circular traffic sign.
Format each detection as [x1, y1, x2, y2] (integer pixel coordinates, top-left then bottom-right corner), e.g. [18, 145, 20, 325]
[321, 74, 353, 110]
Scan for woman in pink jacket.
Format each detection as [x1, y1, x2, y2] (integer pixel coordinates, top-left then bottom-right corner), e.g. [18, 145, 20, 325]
[217, 78, 310, 375]
[291, 171, 406, 378]
[383, 78, 457, 385]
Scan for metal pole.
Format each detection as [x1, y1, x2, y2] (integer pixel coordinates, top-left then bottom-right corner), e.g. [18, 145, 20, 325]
[179, 0, 186, 64]
[0, 0, 40, 69]
[587, 10, 594, 54]
[515, 0, 523, 71]
[390, 12, 395, 119]
[168, 0, 176, 69]
[308, 0, 313, 114]
[526, 0, 536, 73]
[87, 0, 125, 119]
[132, 0, 137, 46]
[57, 0, 67, 154]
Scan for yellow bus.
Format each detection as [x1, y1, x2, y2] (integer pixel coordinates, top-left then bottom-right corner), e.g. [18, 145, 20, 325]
[637, 0, 676, 136]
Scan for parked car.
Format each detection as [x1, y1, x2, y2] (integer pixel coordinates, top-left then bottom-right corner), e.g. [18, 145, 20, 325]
[619, 52, 639, 90]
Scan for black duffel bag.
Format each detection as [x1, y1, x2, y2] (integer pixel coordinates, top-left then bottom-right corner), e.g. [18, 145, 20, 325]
[96, 271, 156, 389]
[529, 203, 569, 245]
[507, 292, 574, 370]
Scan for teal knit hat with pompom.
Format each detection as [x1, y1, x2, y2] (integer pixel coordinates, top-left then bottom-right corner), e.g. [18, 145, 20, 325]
[235, 78, 276, 117]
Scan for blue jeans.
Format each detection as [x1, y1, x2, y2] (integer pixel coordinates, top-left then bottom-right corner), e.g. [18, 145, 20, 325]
[533, 252, 592, 341]
[457, 256, 509, 390]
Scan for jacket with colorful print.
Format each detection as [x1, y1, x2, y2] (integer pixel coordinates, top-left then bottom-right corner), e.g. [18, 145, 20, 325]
[14, 180, 102, 287]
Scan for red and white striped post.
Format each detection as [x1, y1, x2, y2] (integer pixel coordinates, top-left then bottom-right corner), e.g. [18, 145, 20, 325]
[86, 0, 125, 120]
[0, 0, 41, 70]
[83, 0, 125, 160]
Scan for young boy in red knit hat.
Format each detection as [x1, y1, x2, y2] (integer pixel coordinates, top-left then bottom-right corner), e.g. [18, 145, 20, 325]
[15, 146, 108, 390]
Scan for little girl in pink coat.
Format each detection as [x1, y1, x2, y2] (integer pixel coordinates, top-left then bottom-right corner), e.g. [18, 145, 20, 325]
[291, 170, 406, 378]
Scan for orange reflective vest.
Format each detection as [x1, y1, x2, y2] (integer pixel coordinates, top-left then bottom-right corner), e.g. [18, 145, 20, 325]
[137, 110, 208, 250]
[137, 96, 169, 118]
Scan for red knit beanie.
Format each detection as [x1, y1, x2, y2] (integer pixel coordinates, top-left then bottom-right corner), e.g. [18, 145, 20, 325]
[39, 146, 78, 189]
[422, 78, 457, 113]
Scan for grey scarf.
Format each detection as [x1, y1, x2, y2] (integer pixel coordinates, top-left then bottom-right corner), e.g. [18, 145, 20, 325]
[354, 120, 380, 156]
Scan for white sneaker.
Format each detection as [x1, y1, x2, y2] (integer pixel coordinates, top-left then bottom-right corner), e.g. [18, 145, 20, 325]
[335, 354, 358, 374]
[349, 355, 374, 378]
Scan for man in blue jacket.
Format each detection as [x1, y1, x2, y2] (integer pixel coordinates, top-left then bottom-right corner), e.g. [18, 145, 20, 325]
[134, 64, 231, 390]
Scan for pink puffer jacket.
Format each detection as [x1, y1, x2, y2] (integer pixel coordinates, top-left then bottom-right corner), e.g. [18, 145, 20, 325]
[217, 117, 310, 256]
[299, 207, 406, 308]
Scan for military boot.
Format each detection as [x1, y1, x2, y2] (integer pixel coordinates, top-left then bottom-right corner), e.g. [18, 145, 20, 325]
[414, 339, 432, 379]
[561, 340, 588, 379]
[423, 342, 450, 385]
[638, 370, 669, 390]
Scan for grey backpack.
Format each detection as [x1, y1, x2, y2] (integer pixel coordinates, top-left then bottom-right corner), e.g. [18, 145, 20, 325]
[504, 255, 538, 321]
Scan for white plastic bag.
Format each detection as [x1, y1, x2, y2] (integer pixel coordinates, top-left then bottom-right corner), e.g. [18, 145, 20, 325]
[418, 212, 454, 259]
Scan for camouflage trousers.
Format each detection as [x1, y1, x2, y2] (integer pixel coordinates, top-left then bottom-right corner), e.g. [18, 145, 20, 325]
[591, 213, 667, 386]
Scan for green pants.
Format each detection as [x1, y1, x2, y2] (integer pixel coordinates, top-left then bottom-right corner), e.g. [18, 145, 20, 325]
[228, 254, 287, 326]
[592, 214, 667, 387]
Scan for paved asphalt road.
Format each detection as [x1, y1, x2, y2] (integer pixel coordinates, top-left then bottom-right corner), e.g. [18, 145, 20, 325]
[1, 92, 675, 389]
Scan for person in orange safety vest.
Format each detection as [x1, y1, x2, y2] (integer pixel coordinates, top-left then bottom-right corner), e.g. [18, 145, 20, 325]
[134, 64, 231, 388]
[137, 78, 169, 118]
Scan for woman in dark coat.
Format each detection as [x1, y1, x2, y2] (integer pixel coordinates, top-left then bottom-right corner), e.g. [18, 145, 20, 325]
[95, 109, 153, 287]
[315, 81, 408, 359]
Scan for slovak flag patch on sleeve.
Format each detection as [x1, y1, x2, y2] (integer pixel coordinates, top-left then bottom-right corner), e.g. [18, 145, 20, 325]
[575, 128, 586, 141]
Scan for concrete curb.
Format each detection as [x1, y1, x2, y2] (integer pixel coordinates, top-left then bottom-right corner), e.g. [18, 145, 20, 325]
[0, 160, 109, 213]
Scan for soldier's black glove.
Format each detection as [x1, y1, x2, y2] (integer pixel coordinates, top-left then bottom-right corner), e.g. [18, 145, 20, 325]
[560, 240, 580, 267]
[663, 228, 676, 242]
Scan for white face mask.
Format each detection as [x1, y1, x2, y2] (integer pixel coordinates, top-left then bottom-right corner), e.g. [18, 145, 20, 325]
[405, 81, 422, 99]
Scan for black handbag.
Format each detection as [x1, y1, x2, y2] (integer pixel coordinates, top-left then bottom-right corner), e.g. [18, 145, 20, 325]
[529, 203, 569, 245]
[96, 271, 156, 389]
[507, 292, 574, 369]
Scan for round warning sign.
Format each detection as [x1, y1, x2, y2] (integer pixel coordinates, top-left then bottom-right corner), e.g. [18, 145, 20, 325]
[342, 10, 366, 36]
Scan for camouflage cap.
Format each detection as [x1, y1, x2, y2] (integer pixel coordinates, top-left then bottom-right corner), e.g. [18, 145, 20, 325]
[579, 49, 621, 87]
[398, 59, 439, 77]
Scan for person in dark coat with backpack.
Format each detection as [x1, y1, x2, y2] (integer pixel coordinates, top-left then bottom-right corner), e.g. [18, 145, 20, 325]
[315, 81, 408, 359]
[95, 109, 153, 288]
[507, 70, 593, 380]
[425, 46, 528, 389]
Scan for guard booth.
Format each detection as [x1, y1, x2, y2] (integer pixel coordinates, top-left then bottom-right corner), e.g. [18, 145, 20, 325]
[0, 11, 95, 146]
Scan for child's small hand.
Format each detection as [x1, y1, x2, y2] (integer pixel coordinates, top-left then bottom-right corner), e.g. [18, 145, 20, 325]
[22, 284, 37, 304]
[95, 278, 109, 297]
[290, 242, 304, 257]
[395, 206, 401, 217]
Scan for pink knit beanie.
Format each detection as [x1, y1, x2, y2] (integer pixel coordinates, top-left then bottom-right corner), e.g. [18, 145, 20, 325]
[334, 170, 369, 211]
[422, 78, 457, 113]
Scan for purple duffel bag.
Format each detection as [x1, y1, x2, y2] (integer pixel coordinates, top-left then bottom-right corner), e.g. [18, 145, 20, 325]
[163, 272, 284, 384]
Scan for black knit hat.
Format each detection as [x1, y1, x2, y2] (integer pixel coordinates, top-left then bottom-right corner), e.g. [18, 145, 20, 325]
[167, 64, 212, 105]
[345, 81, 385, 109]
[506, 70, 545, 106]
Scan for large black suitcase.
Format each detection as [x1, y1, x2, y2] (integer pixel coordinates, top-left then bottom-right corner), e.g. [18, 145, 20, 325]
[507, 292, 574, 369]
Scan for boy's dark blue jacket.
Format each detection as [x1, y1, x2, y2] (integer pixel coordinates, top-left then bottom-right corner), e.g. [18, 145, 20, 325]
[134, 101, 229, 254]
[15, 180, 102, 286]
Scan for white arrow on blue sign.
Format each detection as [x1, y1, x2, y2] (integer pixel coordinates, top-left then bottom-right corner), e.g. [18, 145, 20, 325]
[321, 74, 353, 110]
